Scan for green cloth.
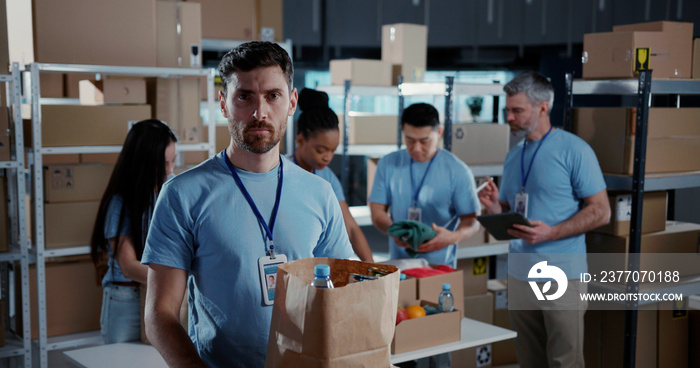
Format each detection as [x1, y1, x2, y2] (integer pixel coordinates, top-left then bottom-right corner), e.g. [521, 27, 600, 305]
[387, 220, 437, 257]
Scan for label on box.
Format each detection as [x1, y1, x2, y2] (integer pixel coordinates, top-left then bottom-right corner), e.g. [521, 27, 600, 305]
[635, 48, 650, 72]
[615, 195, 632, 221]
[476, 345, 492, 367]
[473, 257, 487, 276]
[495, 290, 508, 310]
[190, 44, 201, 67]
[50, 168, 74, 191]
[260, 27, 275, 42]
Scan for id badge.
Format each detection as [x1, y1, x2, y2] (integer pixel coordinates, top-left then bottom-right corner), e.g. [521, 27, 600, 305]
[258, 254, 287, 306]
[514, 192, 529, 218]
[407, 207, 422, 222]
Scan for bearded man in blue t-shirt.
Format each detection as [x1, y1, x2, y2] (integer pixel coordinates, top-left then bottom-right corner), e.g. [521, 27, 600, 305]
[479, 71, 611, 368]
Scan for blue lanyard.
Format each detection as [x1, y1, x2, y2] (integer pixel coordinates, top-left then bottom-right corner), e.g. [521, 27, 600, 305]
[409, 149, 439, 207]
[520, 125, 553, 192]
[291, 153, 315, 174]
[223, 152, 283, 257]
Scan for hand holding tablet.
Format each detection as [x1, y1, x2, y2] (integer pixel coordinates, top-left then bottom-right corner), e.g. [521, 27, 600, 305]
[476, 212, 534, 240]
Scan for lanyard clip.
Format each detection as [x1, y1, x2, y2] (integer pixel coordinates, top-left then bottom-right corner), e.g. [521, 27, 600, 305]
[269, 242, 276, 260]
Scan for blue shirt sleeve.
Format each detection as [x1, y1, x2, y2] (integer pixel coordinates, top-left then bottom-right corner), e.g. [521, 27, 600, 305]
[368, 155, 390, 205]
[142, 183, 194, 270]
[570, 143, 607, 199]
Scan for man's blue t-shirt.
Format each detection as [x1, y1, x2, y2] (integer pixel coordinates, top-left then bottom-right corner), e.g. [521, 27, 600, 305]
[499, 128, 606, 280]
[142, 152, 353, 368]
[369, 149, 481, 268]
[286, 154, 345, 202]
[316, 166, 345, 202]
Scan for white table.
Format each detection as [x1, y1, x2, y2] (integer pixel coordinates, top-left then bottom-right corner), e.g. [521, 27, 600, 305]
[63, 343, 167, 368]
[63, 318, 516, 367]
[391, 317, 516, 364]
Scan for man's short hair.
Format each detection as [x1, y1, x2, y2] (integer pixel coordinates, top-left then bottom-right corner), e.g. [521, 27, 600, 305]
[218, 41, 294, 94]
[401, 103, 440, 129]
[503, 71, 554, 112]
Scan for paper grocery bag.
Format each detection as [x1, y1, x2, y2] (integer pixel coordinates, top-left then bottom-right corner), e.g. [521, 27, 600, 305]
[265, 257, 400, 368]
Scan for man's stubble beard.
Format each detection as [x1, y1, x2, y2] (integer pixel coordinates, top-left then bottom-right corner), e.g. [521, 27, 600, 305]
[230, 120, 286, 154]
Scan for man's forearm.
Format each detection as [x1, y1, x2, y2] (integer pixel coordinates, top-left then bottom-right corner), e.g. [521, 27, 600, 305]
[147, 312, 207, 368]
[551, 202, 610, 241]
[369, 203, 393, 235]
[453, 216, 479, 243]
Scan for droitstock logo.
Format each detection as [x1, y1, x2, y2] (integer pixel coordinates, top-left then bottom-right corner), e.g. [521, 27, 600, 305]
[528, 261, 568, 301]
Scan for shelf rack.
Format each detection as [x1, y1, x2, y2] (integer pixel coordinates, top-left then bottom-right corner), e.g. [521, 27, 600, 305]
[0, 63, 31, 368]
[318, 79, 506, 193]
[27, 62, 218, 368]
[564, 72, 700, 368]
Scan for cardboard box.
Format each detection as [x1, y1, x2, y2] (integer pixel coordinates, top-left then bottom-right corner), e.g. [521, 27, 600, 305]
[452, 345, 493, 368]
[148, 78, 202, 143]
[594, 191, 667, 236]
[33, 0, 157, 66]
[80, 153, 120, 165]
[572, 108, 700, 174]
[657, 305, 689, 368]
[381, 23, 427, 84]
[0, 106, 10, 161]
[451, 123, 510, 166]
[330, 59, 393, 87]
[391, 300, 461, 354]
[487, 279, 518, 366]
[16, 256, 103, 338]
[456, 257, 489, 297]
[156, 1, 202, 68]
[338, 113, 398, 145]
[39, 73, 64, 98]
[588, 302, 688, 368]
[582, 21, 693, 79]
[415, 269, 465, 319]
[463, 292, 494, 324]
[693, 38, 700, 79]
[598, 309, 657, 368]
[79, 78, 148, 105]
[43, 164, 113, 203]
[44, 201, 99, 248]
[397, 277, 418, 306]
[190, 0, 255, 40]
[256, 0, 284, 41]
[38, 105, 152, 147]
[587, 221, 700, 277]
[183, 124, 229, 165]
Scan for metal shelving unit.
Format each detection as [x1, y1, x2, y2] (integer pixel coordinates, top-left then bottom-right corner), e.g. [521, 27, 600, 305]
[564, 72, 700, 368]
[27, 62, 218, 368]
[0, 63, 32, 368]
[318, 79, 507, 194]
[319, 79, 508, 262]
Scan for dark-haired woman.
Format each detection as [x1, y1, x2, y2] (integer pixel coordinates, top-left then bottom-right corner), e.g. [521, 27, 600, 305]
[90, 119, 177, 343]
[292, 88, 374, 262]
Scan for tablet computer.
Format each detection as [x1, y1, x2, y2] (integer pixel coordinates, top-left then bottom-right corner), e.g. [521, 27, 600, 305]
[477, 213, 533, 240]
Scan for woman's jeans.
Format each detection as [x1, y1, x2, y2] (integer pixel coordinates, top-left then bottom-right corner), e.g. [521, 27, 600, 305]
[100, 284, 141, 344]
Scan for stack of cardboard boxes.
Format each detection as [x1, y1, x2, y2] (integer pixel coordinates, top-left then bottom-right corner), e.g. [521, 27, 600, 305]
[574, 21, 700, 363]
[17, 162, 114, 338]
[329, 23, 426, 146]
[450, 257, 494, 367]
[5, 0, 286, 342]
